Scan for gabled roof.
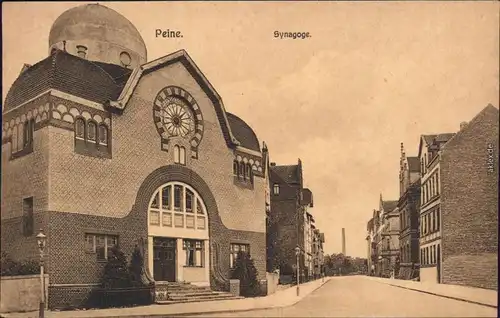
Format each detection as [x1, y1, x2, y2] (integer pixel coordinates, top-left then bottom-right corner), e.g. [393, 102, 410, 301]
[442, 104, 499, 152]
[407, 157, 420, 172]
[3, 50, 132, 112]
[106, 49, 242, 150]
[271, 164, 300, 184]
[418, 133, 456, 157]
[382, 200, 398, 213]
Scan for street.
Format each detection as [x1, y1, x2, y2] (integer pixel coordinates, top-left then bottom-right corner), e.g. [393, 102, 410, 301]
[187, 276, 497, 317]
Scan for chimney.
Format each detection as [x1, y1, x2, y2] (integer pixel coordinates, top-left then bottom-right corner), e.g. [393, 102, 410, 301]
[342, 228, 346, 256]
[460, 122, 468, 130]
[270, 162, 276, 166]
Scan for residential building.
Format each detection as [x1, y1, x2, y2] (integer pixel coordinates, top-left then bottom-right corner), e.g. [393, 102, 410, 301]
[397, 143, 421, 279]
[267, 159, 314, 282]
[372, 209, 384, 276]
[1, 3, 269, 308]
[304, 212, 314, 279]
[366, 218, 376, 275]
[378, 196, 399, 278]
[312, 229, 325, 278]
[419, 105, 498, 290]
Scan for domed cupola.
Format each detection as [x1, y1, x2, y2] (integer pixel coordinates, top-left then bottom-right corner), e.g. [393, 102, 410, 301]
[48, 3, 147, 68]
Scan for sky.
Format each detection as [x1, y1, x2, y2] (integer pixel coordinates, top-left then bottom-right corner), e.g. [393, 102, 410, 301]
[2, 1, 499, 258]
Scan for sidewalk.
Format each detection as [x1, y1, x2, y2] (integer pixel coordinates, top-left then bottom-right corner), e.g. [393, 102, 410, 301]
[366, 276, 497, 308]
[2, 277, 331, 318]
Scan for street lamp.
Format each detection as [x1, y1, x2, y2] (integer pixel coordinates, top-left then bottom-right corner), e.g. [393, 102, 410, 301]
[36, 229, 47, 318]
[295, 246, 301, 296]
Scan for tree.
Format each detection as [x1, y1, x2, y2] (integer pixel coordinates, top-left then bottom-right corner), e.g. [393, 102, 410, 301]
[231, 251, 260, 297]
[101, 246, 132, 289]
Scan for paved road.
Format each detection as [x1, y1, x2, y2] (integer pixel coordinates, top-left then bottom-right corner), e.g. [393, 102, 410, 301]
[189, 276, 497, 317]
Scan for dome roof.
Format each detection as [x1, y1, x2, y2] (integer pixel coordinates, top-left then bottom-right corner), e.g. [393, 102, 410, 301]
[226, 113, 261, 152]
[49, 4, 147, 62]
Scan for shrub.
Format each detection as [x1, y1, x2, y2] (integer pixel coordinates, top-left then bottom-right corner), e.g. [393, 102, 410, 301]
[101, 246, 132, 289]
[231, 251, 260, 297]
[1, 252, 40, 276]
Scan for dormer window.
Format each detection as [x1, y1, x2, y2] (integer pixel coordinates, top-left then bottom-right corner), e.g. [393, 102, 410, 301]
[76, 45, 87, 59]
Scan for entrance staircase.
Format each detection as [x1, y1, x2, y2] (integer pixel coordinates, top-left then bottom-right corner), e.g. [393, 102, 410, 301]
[155, 282, 243, 304]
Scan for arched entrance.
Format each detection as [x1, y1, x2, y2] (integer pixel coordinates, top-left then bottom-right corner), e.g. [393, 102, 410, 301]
[147, 182, 209, 284]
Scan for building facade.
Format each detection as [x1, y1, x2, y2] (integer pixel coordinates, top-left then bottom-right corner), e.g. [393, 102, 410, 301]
[366, 218, 376, 275]
[417, 132, 454, 284]
[312, 229, 325, 278]
[378, 197, 399, 278]
[267, 160, 315, 282]
[420, 105, 498, 290]
[397, 143, 421, 279]
[1, 4, 269, 308]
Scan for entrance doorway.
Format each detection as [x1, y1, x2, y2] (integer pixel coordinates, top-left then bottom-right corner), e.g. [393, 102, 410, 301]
[153, 237, 176, 282]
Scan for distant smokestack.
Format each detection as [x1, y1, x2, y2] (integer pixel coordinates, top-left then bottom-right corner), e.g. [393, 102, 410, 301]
[342, 228, 346, 255]
[460, 122, 468, 130]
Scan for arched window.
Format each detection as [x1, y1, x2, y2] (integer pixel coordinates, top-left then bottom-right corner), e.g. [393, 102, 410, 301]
[11, 124, 18, 153]
[17, 122, 24, 151]
[233, 160, 239, 176]
[87, 121, 97, 143]
[148, 182, 207, 230]
[75, 118, 85, 140]
[174, 145, 180, 163]
[239, 162, 245, 179]
[98, 124, 108, 146]
[246, 164, 252, 181]
[179, 147, 186, 165]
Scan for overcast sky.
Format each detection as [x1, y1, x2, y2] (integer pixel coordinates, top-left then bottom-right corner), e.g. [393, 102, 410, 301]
[3, 2, 499, 258]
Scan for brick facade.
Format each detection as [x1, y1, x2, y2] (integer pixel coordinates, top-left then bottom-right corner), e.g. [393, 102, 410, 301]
[2, 43, 268, 309]
[440, 105, 498, 290]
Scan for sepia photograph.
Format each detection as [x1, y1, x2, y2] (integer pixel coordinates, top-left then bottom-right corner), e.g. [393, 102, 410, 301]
[1, 1, 498, 317]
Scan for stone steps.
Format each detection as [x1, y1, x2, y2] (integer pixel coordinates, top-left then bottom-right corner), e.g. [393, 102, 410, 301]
[155, 282, 243, 305]
[157, 294, 243, 305]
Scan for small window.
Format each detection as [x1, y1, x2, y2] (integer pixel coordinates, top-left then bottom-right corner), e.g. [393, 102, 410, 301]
[87, 122, 97, 143]
[22, 197, 34, 237]
[184, 239, 204, 267]
[85, 233, 118, 261]
[76, 45, 88, 59]
[273, 184, 280, 195]
[98, 125, 108, 146]
[120, 51, 131, 67]
[230, 243, 250, 268]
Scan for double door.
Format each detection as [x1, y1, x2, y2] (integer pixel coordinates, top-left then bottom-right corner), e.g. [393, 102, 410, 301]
[153, 237, 176, 282]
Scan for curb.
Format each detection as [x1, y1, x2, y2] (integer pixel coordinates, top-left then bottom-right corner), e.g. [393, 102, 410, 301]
[102, 279, 332, 318]
[387, 284, 497, 309]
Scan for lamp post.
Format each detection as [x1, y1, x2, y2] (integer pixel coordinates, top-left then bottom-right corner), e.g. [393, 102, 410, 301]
[36, 229, 47, 318]
[295, 246, 300, 296]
